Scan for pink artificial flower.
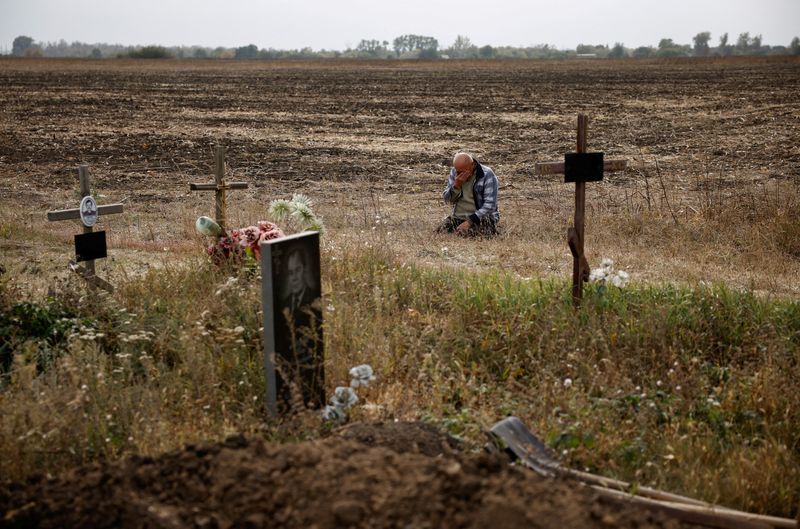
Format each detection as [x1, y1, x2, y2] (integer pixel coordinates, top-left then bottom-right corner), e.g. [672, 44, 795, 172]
[257, 221, 279, 232]
[208, 241, 243, 266]
[218, 236, 231, 250]
[258, 225, 285, 242]
[242, 226, 260, 247]
[206, 221, 285, 267]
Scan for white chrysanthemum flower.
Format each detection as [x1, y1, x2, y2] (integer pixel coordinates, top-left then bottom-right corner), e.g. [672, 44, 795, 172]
[291, 193, 314, 208]
[349, 364, 376, 388]
[305, 217, 326, 234]
[268, 199, 292, 221]
[321, 404, 346, 422]
[589, 268, 608, 282]
[290, 202, 316, 224]
[590, 258, 630, 288]
[610, 270, 630, 288]
[331, 386, 358, 409]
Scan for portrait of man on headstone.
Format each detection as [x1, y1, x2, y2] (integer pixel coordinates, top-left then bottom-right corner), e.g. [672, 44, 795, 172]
[270, 237, 324, 411]
[282, 246, 316, 317]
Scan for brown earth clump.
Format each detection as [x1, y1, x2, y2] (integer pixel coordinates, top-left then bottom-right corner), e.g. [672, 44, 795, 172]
[334, 420, 463, 457]
[0, 422, 693, 529]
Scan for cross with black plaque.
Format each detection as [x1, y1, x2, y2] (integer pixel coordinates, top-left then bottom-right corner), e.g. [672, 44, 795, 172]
[189, 145, 249, 232]
[536, 115, 627, 305]
[46, 165, 124, 292]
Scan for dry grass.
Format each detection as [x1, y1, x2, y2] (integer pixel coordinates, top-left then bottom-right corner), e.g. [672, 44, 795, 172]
[1, 209, 799, 517]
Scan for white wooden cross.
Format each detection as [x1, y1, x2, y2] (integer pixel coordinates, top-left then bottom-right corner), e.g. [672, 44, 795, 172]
[189, 145, 248, 232]
[46, 165, 124, 291]
[536, 115, 627, 306]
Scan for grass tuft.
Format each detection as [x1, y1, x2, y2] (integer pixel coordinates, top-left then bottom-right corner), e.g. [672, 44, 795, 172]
[0, 247, 798, 517]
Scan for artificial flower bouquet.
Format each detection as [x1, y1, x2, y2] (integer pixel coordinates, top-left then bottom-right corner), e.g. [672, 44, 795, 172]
[205, 220, 285, 265]
[196, 194, 324, 267]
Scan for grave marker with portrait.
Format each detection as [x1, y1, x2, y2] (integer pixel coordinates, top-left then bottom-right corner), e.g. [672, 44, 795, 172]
[260, 231, 325, 416]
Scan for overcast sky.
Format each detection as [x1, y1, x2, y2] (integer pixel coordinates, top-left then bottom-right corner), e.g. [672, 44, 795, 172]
[1, 0, 798, 52]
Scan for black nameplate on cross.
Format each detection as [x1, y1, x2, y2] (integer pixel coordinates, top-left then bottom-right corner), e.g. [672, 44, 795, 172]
[564, 152, 604, 183]
[75, 231, 108, 262]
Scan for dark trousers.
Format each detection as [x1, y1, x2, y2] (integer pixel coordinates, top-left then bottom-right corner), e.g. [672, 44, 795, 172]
[436, 216, 498, 237]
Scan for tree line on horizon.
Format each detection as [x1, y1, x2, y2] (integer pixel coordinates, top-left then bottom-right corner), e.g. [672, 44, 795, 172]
[7, 32, 800, 60]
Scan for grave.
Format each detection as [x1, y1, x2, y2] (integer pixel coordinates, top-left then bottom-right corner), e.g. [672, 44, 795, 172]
[189, 145, 249, 232]
[46, 165, 124, 292]
[536, 114, 627, 305]
[260, 231, 325, 416]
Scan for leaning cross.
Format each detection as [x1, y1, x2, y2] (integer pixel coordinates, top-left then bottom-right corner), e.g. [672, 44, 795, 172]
[536, 114, 627, 306]
[46, 165, 124, 291]
[189, 145, 248, 232]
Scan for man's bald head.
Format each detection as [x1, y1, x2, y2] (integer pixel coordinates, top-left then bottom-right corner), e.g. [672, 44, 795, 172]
[453, 152, 474, 173]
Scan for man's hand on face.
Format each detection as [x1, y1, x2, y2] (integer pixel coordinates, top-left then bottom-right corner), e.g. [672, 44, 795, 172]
[455, 219, 473, 235]
[454, 169, 471, 189]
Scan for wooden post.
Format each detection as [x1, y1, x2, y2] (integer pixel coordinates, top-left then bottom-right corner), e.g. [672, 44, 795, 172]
[214, 145, 227, 231]
[572, 115, 588, 305]
[79, 165, 96, 277]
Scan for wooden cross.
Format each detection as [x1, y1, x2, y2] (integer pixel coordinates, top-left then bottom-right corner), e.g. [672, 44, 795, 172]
[535, 114, 627, 305]
[189, 145, 248, 232]
[46, 165, 124, 291]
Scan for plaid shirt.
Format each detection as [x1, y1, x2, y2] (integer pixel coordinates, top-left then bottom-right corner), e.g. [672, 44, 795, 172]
[442, 161, 500, 225]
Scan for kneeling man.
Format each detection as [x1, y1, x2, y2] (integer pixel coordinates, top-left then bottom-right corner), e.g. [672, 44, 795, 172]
[438, 152, 499, 236]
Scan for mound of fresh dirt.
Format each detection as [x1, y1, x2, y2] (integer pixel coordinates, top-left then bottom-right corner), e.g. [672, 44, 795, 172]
[0, 422, 691, 529]
[334, 420, 462, 457]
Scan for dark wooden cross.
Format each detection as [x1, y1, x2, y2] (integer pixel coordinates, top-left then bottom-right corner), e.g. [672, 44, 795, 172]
[189, 145, 248, 232]
[46, 165, 124, 291]
[535, 115, 627, 305]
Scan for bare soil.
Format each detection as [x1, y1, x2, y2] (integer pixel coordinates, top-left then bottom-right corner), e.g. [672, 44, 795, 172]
[0, 422, 693, 529]
[1, 56, 799, 295]
[1, 57, 798, 198]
